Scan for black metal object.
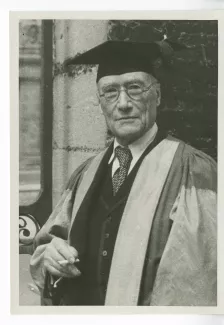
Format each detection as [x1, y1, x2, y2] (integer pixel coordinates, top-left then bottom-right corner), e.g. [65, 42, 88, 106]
[19, 20, 53, 254]
[19, 214, 41, 254]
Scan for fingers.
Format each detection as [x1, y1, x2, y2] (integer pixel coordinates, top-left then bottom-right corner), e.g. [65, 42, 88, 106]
[46, 256, 81, 277]
[46, 264, 75, 278]
[44, 254, 81, 278]
[46, 246, 66, 263]
[52, 238, 78, 263]
[67, 246, 79, 262]
[44, 238, 81, 278]
[66, 264, 81, 277]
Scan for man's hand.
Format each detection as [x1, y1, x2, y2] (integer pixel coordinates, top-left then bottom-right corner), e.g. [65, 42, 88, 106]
[43, 237, 81, 278]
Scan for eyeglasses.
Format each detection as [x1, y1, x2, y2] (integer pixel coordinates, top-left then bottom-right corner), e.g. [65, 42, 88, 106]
[99, 82, 157, 103]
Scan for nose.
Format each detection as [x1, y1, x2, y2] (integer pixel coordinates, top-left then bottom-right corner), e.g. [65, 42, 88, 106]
[117, 89, 131, 111]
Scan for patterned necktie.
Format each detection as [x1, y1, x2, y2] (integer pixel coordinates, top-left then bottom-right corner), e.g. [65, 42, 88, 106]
[112, 146, 133, 196]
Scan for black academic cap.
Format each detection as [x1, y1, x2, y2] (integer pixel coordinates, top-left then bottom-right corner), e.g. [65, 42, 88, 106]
[64, 39, 187, 82]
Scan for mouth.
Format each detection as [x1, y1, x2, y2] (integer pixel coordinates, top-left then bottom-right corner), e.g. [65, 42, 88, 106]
[117, 117, 138, 121]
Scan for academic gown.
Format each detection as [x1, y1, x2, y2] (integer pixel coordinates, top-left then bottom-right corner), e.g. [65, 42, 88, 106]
[47, 130, 166, 305]
[30, 134, 217, 306]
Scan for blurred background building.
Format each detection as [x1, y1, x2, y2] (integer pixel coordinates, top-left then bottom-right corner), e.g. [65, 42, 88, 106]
[19, 19, 42, 205]
[19, 19, 42, 305]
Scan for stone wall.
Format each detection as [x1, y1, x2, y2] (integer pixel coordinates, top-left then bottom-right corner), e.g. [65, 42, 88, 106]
[52, 20, 108, 206]
[19, 20, 42, 171]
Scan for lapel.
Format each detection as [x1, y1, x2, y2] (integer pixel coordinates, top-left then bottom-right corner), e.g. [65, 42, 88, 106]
[69, 143, 113, 256]
[100, 129, 167, 218]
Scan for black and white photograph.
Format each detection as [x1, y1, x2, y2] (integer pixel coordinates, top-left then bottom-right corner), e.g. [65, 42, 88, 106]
[14, 14, 220, 311]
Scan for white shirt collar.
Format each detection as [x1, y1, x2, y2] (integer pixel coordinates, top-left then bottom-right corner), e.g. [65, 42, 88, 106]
[108, 123, 158, 165]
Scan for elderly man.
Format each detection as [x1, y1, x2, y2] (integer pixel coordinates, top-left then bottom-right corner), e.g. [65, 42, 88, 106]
[30, 39, 217, 306]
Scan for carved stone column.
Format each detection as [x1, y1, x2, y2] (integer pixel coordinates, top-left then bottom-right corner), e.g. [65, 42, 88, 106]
[52, 20, 108, 207]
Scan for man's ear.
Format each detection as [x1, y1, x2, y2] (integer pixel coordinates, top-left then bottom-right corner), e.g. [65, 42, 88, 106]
[155, 84, 161, 107]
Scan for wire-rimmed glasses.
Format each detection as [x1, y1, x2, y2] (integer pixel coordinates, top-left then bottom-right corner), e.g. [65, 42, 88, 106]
[99, 82, 157, 103]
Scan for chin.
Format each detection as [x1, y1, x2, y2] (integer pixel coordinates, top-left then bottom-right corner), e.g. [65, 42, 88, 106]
[115, 130, 143, 145]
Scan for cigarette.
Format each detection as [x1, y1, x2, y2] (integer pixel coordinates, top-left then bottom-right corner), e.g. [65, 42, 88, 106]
[58, 260, 69, 266]
[58, 258, 80, 266]
[54, 258, 80, 288]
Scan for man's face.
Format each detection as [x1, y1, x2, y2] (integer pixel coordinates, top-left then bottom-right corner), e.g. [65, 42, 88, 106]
[98, 71, 161, 145]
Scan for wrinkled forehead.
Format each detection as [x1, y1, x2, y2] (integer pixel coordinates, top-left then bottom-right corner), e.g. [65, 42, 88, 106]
[97, 71, 154, 88]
